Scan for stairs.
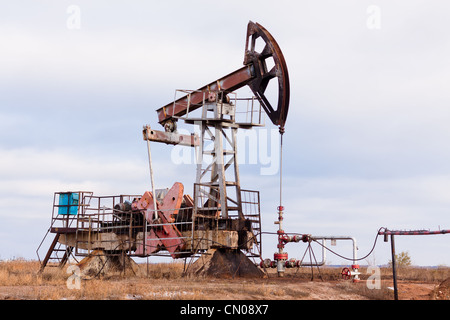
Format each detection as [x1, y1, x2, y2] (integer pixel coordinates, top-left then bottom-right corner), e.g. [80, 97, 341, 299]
[36, 191, 92, 272]
[38, 233, 74, 271]
[40, 233, 73, 272]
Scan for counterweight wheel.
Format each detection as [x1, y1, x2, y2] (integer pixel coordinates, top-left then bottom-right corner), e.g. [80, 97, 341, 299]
[244, 21, 290, 128]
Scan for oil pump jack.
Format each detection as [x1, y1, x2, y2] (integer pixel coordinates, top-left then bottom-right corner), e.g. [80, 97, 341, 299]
[37, 21, 290, 277]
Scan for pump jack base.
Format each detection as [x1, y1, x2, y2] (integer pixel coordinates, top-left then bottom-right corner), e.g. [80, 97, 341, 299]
[186, 248, 265, 279]
[76, 250, 141, 278]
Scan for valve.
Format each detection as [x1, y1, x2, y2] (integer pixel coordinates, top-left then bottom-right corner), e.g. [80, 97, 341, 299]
[351, 264, 361, 282]
[274, 206, 284, 225]
[260, 258, 272, 269]
[285, 258, 297, 268]
[341, 267, 352, 280]
[274, 252, 288, 276]
[341, 265, 361, 282]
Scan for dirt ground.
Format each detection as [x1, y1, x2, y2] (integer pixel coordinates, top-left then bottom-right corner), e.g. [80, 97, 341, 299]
[0, 274, 442, 300]
[1, 260, 448, 300]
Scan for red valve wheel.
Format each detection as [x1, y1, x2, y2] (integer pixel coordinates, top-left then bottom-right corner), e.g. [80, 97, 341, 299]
[341, 267, 352, 280]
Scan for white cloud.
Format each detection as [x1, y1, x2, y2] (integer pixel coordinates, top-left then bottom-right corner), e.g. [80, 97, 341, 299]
[2, 1, 450, 265]
[0, 144, 200, 260]
[0, 147, 197, 199]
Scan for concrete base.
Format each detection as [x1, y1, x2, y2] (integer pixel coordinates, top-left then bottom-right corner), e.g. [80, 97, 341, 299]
[186, 248, 265, 278]
[77, 250, 140, 278]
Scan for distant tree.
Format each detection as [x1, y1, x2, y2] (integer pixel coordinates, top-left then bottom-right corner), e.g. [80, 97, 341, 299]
[388, 251, 412, 268]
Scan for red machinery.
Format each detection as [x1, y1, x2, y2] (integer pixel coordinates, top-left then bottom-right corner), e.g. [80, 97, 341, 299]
[37, 21, 290, 275]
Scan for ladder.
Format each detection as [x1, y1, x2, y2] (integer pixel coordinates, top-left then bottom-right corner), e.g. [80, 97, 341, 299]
[36, 191, 92, 272]
[38, 233, 74, 271]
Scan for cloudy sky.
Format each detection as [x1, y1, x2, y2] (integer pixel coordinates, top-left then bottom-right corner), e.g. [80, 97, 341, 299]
[1, 0, 450, 267]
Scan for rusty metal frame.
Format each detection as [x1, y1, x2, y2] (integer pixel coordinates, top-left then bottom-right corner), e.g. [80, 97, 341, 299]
[38, 21, 288, 270]
[142, 125, 200, 147]
[156, 21, 289, 130]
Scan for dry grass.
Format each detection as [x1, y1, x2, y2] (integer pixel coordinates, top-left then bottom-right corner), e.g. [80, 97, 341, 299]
[0, 259, 448, 300]
[393, 265, 450, 282]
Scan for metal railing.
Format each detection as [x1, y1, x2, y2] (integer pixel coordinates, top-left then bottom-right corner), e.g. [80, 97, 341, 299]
[170, 89, 264, 126]
[38, 187, 262, 264]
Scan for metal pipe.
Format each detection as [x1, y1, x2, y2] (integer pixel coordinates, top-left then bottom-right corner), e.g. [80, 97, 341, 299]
[265, 236, 359, 268]
[379, 227, 450, 300]
[274, 132, 286, 277]
[145, 132, 159, 221]
[311, 236, 358, 264]
[379, 229, 450, 236]
[145, 129, 159, 256]
[390, 234, 399, 300]
[271, 235, 358, 267]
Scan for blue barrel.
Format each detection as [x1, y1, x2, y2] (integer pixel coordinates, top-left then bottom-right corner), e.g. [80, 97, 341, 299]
[58, 192, 79, 215]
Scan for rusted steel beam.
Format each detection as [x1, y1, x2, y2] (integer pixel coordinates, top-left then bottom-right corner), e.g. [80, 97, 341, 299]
[379, 229, 450, 236]
[156, 21, 290, 130]
[156, 65, 254, 125]
[50, 227, 77, 234]
[142, 125, 200, 147]
[59, 246, 73, 268]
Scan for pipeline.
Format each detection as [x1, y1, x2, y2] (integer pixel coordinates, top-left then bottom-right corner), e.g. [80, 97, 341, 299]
[379, 229, 450, 236]
[263, 234, 361, 281]
[262, 238, 327, 268]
